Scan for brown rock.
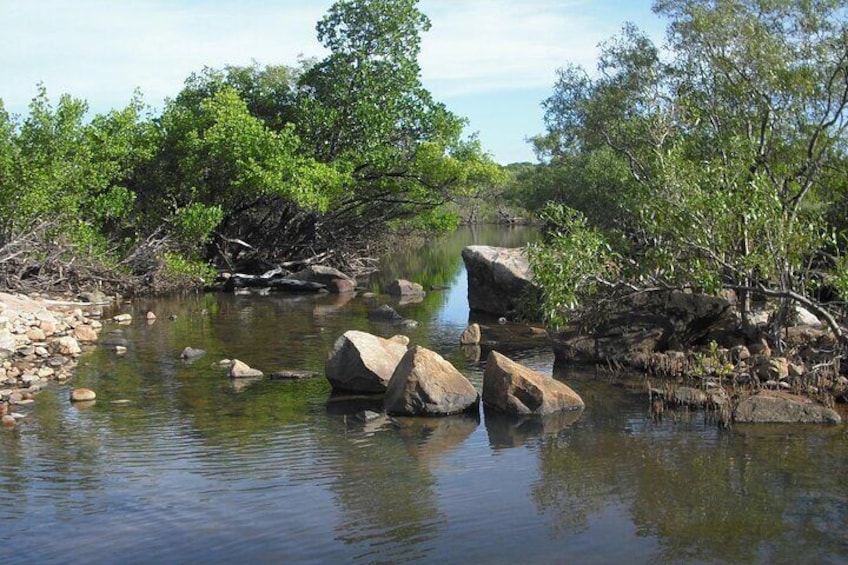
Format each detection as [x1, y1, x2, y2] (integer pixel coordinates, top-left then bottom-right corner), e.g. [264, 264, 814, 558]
[328, 278, 356, 294]
[73, 325, 98, 343]
[26, 327, 46, 342]
[53, 336, 81, 356]
[459, 323, 481, 345]
[385, 346, 479, 416]
[387, 279, 425, 297]
[2, 414, 15, 428]
[482, 351, 584, 415]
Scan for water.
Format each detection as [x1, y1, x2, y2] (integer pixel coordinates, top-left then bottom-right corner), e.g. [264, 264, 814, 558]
[2, 226, 847, 564]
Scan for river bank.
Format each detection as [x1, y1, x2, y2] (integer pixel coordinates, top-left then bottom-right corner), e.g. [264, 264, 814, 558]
[0, 291, 109, 427]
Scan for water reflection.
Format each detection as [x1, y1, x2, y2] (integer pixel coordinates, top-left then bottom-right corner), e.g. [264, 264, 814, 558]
[1, 226, 847, 563]
[485, 406, 583, 449]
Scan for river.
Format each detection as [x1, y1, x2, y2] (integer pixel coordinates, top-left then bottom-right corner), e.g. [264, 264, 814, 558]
[1, 225, 847, 564]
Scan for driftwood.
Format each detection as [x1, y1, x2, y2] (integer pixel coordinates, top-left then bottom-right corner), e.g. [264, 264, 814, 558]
[223, 271, 327, 293]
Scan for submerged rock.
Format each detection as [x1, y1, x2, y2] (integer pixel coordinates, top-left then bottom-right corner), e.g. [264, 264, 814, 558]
[482, 351, 584, 415]
[325, 330, 409, 393]
[734, 391, 841, 424]
[384, 346, 479, 416]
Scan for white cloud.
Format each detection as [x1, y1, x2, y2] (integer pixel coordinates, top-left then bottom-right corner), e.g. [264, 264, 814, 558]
[0, 0, 332, 114]
[419, 0, 624, 97]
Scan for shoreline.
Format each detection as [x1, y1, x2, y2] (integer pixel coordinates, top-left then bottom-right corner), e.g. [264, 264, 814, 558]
[0, 291, 107, 428]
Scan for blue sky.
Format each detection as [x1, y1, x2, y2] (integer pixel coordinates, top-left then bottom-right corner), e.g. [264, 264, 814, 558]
[0, 0, 664, 164]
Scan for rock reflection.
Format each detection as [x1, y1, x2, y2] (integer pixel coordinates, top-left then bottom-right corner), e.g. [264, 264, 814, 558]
[484, 407, 583, 449]
[317, 397, 445, 563]
[393, 414, 479, 463]
[529, 395, 848, 563]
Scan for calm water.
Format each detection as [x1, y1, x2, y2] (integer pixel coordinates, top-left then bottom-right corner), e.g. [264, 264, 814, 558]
[2, 226, 847, 564]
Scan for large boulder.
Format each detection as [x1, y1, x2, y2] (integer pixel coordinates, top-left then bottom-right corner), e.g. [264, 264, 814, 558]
[553, 290, 733, 367]
[462, 246, 537, 317]
[384, 346, 479, 416]
[482, 351, 584, 415]
[325, 330, 409, 393]
[734, 391, 841, 424]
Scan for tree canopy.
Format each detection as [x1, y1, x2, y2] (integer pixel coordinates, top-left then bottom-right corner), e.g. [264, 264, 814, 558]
[0, 0, 503, 293]
[525, 0, 848, 344]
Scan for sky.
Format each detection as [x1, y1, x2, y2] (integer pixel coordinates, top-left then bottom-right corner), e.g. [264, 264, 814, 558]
[0, 0, 664, 164]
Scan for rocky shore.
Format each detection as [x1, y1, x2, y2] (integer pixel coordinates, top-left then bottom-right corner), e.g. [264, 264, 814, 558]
[0, 292, 107, 428]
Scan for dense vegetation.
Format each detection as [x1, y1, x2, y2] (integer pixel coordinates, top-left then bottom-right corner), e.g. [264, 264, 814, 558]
[516, 0, 848, 346]
[0, 0, 502, 294]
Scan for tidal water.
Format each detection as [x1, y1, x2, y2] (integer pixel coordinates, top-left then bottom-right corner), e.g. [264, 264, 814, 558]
[1, 226, 847, 564]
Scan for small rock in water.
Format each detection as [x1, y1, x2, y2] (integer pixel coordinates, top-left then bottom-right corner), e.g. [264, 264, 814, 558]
[230, 359, 264, 379]
[180, 346, 207, 361]
[269, 369, 322, 380]
[113, 313, 133, 324]
[146, 311, 157, 321]
[2, 414, 15, 428]
[70, 388, 96, 402]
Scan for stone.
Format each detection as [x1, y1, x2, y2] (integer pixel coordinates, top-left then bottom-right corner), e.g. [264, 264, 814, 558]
[230, 359, 264, 379]
[269, 369, 322, 380]
[328, 278, 356, 294]
[368, 304, 404, 322]
[462, 246, 537, 316]
[26, 327, 46, 342]
[72, 325, 98, 343]
[113, 313, 132, 324]
[756, 356, 789, 380]
[289, 265, 356, 288]
[180, 347, 207, 361]
[734, 391, 841, 424]
[730, 345, 751, 363]
[387, 279, 425, 297]
[53, 336, 81, 356]
[482, 351, 584, 415]
[325, 330, 409, 393]
[553, 291, 733, 367]
[70, 388, 96, 402]
[146, 311, 157, 321]
[2, 414, 15, 428]
[384, 346, 479, 416]
[459, 323, 481, 345]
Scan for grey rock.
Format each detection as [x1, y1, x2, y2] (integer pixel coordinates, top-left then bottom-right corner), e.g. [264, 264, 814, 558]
[735, 391, 841, 424]
[180, 346, 207, 361]
[462, 246, 536, 316]
[325, 330, 409, 393]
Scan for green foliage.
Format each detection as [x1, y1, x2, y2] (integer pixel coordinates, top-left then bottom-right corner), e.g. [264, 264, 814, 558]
[158, 252, 218, 290]
[528, 204, 618, 327]
[0, 0, 500, 293]
[526, 0, 848, 338]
